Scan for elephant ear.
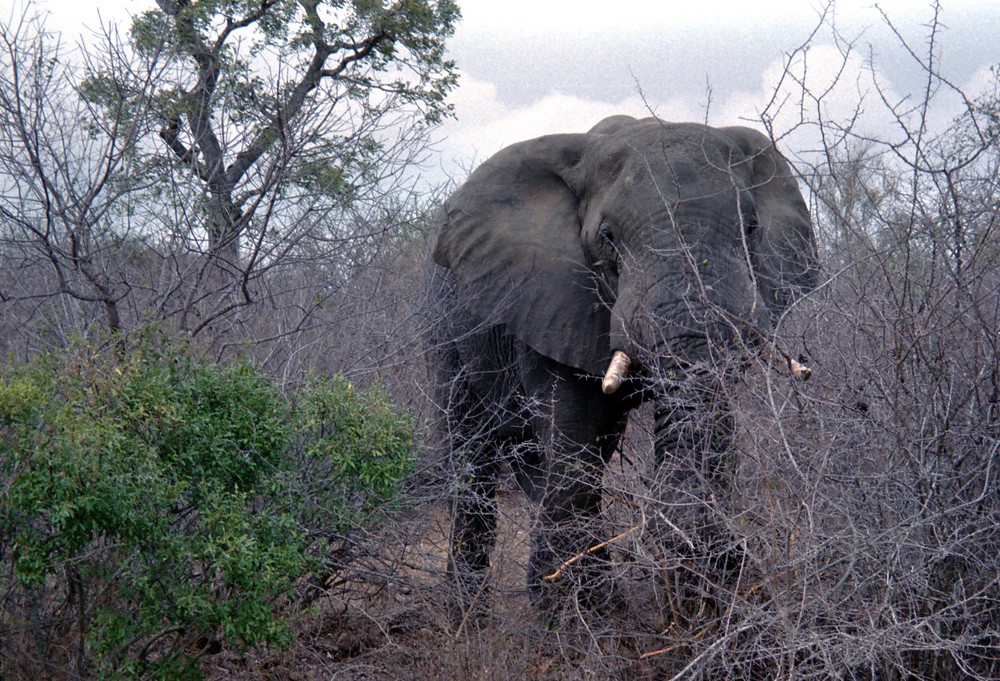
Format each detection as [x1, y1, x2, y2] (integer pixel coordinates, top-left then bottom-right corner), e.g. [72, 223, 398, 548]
[722, 126, 819, 316]
[431, 133, 609, 376]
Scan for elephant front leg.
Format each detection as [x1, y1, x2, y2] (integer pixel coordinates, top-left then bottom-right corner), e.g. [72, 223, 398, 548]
[447, 442, 500, 615]
[650, 375, 742, 621]
[516, 351, 627, 615]
[525, 418, 625, 615]
[527, 457, 611, 614]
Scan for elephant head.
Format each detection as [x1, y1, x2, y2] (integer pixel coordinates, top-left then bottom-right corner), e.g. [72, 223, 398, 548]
[432, 116, 817, 385]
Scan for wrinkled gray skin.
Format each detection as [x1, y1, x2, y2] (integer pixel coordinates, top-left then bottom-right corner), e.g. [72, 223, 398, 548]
[427, 115, 818, 613]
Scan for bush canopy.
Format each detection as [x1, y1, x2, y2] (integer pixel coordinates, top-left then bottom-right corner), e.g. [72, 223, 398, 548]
[0, 336, 415, 678]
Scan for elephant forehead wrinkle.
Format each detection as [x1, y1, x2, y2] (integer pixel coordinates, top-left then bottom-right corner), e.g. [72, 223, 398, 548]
[630, 202, 744, 251]
[617, 133, 753, 192]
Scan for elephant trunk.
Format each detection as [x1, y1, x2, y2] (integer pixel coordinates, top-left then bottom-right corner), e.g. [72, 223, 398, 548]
[601, 350, 631, 394]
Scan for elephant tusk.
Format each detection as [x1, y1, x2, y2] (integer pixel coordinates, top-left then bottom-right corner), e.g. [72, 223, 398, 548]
[601, 350, 631, 394]
[762, 345, 813, 381]
[785, 357, 813, 381]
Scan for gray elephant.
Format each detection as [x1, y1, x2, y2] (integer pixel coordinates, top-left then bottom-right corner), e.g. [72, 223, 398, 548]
[426, 115, 818, 614]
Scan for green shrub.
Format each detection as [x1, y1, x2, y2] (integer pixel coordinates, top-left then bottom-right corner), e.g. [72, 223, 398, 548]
[293, 374, 415, 535]
[0, 339, 415, 679]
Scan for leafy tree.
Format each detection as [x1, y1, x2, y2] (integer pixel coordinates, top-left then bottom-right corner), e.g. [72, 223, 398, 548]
[0, 2, 458, 355]
[88, 0, 458, 274]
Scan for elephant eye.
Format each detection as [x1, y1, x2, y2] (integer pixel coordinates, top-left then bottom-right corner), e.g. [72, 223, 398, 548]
[599, 227, 615, 246]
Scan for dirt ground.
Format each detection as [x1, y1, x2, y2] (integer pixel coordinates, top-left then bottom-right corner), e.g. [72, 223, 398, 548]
[201, 472, 698, 680]
[203, 493, 543, 680]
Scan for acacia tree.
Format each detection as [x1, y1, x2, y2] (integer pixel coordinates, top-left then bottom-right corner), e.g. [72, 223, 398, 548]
[0, 0, 458, 355]
[120, 0, 457, 265]
[92, 0, 456, 317]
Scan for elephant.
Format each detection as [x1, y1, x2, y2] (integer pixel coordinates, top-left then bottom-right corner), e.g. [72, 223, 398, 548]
[425, 115, 818, 615]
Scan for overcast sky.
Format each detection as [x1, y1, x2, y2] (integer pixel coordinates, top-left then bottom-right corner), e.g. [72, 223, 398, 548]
[23, 0, 1000, 180]
[434, 0, 998, 177]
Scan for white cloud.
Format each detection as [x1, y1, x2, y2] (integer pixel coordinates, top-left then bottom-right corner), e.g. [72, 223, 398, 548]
[963, 64, 998, 101]
[430, 71, 715, 182]
[28, 0, 993, 186]
[432, 74, 606, 174]
[434, 46, 903, 177]
[458, 0, 822, 35]
[433, 36, 994, 186]
[723, 45, 907, 154]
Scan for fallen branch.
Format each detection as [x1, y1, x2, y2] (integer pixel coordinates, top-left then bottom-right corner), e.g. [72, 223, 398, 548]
[544, 525, 642, 582]
[639, 622, 712, 660]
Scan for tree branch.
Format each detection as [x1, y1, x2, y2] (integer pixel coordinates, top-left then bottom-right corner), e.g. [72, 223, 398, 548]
[225, 2, 390, 186]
